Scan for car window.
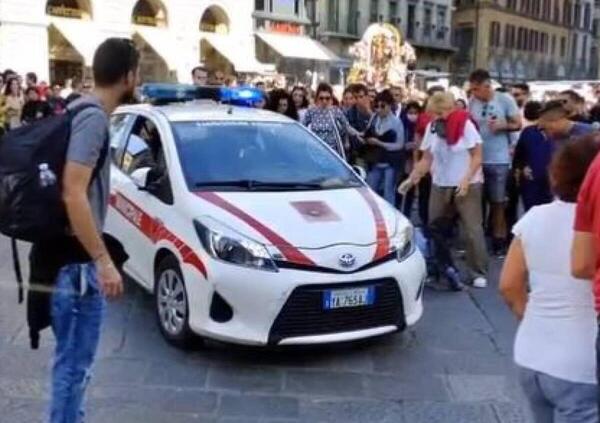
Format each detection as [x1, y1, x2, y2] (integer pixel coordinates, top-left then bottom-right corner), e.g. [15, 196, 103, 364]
[109, 114, 133, 167]
[171, 121, 362, 191]
[121, 116, 165, 176]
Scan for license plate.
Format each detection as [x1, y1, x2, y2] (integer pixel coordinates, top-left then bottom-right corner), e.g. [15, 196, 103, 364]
[323, 287, 376, 310]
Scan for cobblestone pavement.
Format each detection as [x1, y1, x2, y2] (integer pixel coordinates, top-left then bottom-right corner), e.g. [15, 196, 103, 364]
[0, 237, 532, 422]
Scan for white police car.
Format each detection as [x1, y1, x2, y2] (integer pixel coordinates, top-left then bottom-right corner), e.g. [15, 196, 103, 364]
[106, 84, 426, 347]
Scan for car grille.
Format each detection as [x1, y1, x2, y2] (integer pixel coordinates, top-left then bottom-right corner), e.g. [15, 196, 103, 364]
[268, 278, 405, 344]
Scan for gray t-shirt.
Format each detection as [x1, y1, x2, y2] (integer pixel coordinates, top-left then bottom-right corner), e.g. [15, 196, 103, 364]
[469, 92, 520, 165]
[66, 95, 110, 232]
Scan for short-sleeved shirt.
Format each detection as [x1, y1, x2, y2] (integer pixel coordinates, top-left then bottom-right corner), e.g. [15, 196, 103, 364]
[302, 106, 349, 153]
[550, 122, 595, 145]
[420, 119, 483, 187]
[574, 152, 600, 312]
[66, 95, 110, 232]
[469, 92, 520, 165]
[514, 201, 597, 384]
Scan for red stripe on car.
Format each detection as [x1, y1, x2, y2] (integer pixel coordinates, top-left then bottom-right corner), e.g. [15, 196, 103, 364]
[357, 188, 390, 260]
[110, 192, 208, 278]
[196, 191, 316, 266]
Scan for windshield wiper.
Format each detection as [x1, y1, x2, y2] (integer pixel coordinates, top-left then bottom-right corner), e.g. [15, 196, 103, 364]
[194, 180, 324, 190]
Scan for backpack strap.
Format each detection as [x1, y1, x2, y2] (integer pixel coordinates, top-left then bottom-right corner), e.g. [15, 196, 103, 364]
[12, 238, 24, 304]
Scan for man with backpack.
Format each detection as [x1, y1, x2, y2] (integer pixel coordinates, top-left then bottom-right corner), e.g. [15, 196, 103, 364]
[0, 39, 139, 423]
[49, 38, 138, 423]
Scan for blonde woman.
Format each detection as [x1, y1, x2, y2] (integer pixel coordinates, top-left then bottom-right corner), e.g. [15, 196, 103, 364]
[399, 92, 489, 288]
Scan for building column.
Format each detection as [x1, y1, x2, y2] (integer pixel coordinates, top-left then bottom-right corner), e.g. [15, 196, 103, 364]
[0, 21, 49, 82]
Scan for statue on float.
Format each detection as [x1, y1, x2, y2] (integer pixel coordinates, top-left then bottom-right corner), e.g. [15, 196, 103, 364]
[347, 23, 416, 91]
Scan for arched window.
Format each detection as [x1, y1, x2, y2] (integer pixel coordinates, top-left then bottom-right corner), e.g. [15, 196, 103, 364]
[46, 0, 92, 20]
[132, 0, 168, 27]
[200, 5, 230, 34]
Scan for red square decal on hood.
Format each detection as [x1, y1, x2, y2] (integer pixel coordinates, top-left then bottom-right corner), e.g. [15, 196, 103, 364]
[291, 201, 341, 222]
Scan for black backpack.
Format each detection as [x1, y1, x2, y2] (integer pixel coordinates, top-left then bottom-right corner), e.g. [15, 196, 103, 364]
[0, 103, 108, 302]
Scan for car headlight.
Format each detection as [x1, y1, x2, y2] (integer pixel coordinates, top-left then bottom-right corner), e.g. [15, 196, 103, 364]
[389, 225, 415, 262]
[194, 219, 278, 272]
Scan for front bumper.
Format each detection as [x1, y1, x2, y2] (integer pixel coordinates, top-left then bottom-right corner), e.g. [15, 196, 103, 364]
[181, 250, 426, 346]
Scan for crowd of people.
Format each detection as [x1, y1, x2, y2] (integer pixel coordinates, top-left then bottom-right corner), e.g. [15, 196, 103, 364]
[238, 68, 600, 422]
[6, 59, 600, 422]
[0, 69, 95, 135]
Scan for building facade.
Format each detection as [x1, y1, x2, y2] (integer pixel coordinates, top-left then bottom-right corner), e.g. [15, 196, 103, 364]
[452, 0, 596, 82]
[0, 0, 269, 85]
[252, 0, 341, 85]
[317, 0, 456, 78]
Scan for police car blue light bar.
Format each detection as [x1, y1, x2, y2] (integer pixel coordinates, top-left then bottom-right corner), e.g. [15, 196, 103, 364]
[140, 83, 264, 107]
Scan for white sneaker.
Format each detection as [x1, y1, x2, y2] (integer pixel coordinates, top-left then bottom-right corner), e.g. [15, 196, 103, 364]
[472, 277, 488, 288]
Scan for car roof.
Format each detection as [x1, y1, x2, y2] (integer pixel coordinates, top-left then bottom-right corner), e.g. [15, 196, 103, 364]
[115, 102, 294, 124]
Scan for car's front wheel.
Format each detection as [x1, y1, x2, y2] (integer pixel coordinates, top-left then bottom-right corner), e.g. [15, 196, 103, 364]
[155, 255, 194, 348]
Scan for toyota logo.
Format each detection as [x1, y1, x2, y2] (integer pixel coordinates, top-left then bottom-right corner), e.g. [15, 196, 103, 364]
[339, 253, 356, 268]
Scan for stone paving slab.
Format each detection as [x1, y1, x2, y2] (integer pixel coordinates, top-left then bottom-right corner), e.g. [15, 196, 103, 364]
[0, 237, 532, 422]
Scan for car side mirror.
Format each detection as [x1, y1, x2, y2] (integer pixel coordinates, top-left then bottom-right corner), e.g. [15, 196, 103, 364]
[352, 165, 367, 180]
[131, 167, 151, 190]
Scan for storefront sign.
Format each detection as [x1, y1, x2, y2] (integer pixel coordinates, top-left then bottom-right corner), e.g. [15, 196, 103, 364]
[47, 5, 83, 19]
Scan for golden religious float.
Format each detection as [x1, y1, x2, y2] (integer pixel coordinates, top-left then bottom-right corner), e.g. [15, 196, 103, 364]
[347, 23, 417, 91]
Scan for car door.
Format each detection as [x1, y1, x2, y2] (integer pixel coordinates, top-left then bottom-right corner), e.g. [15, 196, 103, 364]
[110, 113, 175, 290]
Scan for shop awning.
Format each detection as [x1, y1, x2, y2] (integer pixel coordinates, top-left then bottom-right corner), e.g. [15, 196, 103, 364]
[49, 17, 99, 65]
[133, 26, 177, 70]
[201, 33, 275, 74]
[256, 32, 340, 62]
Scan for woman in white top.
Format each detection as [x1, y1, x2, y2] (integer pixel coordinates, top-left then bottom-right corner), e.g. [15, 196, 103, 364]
[500, 136, 599, 423]
[399, 92, 489, 288]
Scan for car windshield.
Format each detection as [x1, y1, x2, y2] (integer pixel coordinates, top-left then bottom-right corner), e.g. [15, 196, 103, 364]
[172, 121, 363, 191]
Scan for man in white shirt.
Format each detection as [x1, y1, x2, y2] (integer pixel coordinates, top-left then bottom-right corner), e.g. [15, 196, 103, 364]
[400, 92, 489, 288]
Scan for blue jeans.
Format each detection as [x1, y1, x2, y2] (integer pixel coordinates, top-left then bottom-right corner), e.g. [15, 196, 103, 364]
[367, 164, 396, 205]
[50, 263, 105, 423]
[519, 366, 598, 423]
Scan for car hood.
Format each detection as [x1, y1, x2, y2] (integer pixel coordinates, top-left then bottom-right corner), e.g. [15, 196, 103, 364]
[194, 188, 400, 251]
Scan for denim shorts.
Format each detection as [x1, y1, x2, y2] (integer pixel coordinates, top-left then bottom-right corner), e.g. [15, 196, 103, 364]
[483, 164, 510, 203]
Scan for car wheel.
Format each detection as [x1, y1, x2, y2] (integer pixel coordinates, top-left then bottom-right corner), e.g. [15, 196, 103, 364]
[155, 255, 194, 348]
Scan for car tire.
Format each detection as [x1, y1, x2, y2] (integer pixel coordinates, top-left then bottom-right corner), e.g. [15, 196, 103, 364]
[154, 255, 195, 348]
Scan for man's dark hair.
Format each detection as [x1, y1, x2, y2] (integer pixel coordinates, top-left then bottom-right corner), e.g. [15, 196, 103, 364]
[404, 101, 421, 113]
[551, 134, 600, 202]
[92, 38, 139, 88]
[468, 69, 491, 84]
[512, 83, 530, 94]
[523, 101, 542, 121]
[316, 82, 334, 97]
[539, 100, 569, 118]
[375, 89, 395, 106]
[350, 83, 368, 96]
[560, 89, 585, 104]
[24, 86, 37, 96]
[26, 72, 38, 84]
[191, 66, 206, 76]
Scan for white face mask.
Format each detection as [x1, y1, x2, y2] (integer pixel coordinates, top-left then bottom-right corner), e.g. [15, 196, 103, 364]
[406, 114, 419, 123]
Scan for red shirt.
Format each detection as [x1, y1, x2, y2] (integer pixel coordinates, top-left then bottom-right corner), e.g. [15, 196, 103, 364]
[574, 152, 600, 311]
